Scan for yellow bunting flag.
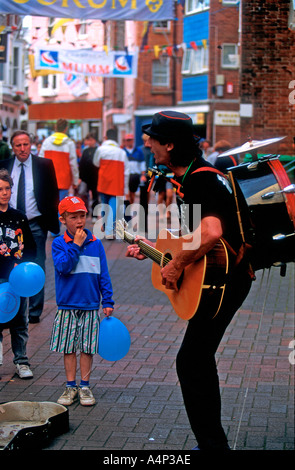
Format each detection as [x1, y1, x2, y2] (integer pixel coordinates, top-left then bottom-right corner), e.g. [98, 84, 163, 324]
[202, 39, 207, 49]
[154, 45, 161, 58]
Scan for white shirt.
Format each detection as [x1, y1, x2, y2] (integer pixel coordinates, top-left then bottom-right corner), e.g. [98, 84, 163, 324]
[10, 154, 41, 220]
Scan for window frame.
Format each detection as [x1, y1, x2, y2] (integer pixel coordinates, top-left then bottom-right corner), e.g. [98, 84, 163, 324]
[185, 0, 210, 15]
[38, 73, 59, 97]
[152, 57, 170, 88]
[222, 0, 239, 5]
[181, 46, 209, 75]
[221, 43, 239, 69]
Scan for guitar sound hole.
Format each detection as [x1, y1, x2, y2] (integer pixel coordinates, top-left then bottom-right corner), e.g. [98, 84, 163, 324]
[165, 252, 173, 263]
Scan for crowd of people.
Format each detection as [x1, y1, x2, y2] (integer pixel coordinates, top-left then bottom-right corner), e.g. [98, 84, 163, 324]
[0, 114, 255, 450]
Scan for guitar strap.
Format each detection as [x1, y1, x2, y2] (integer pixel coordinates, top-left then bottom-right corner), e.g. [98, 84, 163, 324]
[191, 166, 225, 178]
[191, 166, 255, 279]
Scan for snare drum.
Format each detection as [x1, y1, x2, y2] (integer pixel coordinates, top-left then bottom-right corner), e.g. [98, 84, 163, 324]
[229, 157, 295, 270]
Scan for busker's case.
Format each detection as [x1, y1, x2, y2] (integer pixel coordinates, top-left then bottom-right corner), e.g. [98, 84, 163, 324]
[0, 401, 69, 450]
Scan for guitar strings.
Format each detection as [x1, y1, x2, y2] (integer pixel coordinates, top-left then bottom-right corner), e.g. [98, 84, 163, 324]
[118, 224, 170, 266]
[137, 240, 170, 266]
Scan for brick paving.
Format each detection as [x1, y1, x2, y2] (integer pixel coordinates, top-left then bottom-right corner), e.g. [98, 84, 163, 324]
[0, 213, 294, 452]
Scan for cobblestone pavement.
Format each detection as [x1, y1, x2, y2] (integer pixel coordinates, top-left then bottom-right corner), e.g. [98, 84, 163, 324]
[0, 212, 294, 454]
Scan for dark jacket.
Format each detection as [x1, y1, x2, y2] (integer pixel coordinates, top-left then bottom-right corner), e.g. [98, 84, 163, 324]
[0, 206, 37, 280]
[1, 155, 59, 234]
[0, 140, 11, 160]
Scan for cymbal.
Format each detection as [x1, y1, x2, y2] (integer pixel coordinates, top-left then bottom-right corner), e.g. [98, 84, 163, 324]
[218, 136, 286, 157]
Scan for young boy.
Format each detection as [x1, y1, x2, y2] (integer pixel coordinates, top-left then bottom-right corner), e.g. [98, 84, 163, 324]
[0, 169, 36, 378]
[50, 196, 114, 406]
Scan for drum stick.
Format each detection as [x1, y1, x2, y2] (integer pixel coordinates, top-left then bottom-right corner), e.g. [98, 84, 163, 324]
[228, 171, 246, 244]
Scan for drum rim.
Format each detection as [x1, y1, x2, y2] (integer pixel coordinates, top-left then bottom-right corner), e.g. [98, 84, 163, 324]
[268, 159, 295, 230]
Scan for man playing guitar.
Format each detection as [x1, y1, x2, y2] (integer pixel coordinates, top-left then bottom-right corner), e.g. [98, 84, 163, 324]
[126, 111, 253, 450]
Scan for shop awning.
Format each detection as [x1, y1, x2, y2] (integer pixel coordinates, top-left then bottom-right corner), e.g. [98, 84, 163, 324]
[28, 100, 102, 121]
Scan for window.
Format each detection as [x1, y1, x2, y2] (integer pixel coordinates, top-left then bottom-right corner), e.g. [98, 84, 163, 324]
[152, 21, 171, 32]
[221, 44, 239, 68]
[39, 74, 58, 96]
[9, 45, 22, 89]
[222, 0, 239, 4]
[186, 0, 210, 14]
[182, 46, 209, 75]
[12, 47, 19, 86]
[79, 20, 87, 35]
[152, 58, 170, 87]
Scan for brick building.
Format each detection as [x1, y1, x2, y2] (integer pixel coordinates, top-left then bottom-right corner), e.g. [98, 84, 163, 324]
[133, 3, 184, 143]
[208, 0, 241, 147]
[240, 0, 295, 155]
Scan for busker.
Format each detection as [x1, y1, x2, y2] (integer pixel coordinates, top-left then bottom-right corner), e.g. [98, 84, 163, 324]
[126, 111, 254, 450]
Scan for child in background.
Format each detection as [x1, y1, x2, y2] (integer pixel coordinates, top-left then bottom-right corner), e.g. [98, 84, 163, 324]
[50, 196, 114, 406]
[0, 169, 36, 378]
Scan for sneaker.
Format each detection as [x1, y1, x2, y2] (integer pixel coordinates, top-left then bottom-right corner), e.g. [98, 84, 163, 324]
[57, 386, 78, 406]
[16, 364, 33, 379]
[78, 386, 96, 406]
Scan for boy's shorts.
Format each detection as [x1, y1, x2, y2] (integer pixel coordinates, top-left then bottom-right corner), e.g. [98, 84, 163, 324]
[50, 309, 100, 355]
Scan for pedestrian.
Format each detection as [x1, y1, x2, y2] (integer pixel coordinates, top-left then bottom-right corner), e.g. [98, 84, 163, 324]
[0, 169, 36, 378]
[1, 130, 59, 323]
[39, 118, 79, 201]
[0, 126, 11, 160]
[207, 140, 238, 172]
[50, 196, 114, 406]
[199, 139, 213, 160]
[93, 129, 129, 239]
[126, 110, 254, 450]
[78, 132, 99, 222]
[123, 134, 146, 204]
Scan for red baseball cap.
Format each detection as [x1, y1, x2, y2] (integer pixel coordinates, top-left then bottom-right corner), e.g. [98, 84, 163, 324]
[125, 133, 134, 140]
[58, 196, 88, 215]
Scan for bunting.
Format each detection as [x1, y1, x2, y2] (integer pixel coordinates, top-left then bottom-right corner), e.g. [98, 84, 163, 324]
[140, 21, 151, 51]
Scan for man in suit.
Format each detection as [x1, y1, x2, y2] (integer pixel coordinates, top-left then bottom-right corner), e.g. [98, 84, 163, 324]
[1, 130, 59, 323]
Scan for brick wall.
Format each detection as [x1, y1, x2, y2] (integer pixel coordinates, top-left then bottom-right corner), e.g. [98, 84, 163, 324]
[241, 0, 295, 155]
[135, 4, 183, 109]
[208, 0, 240, 145]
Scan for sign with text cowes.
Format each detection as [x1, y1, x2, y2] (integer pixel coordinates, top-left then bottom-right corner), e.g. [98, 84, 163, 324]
[0, 0, 173, 21]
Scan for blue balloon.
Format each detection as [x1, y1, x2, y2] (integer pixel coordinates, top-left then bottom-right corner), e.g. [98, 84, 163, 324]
[9, 262, 45, 298]
[0, 283, 21, 323]
[98, 316, 131, 361]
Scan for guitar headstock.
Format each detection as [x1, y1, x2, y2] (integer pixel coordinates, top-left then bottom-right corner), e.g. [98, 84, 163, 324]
[115, 218, 135, 244]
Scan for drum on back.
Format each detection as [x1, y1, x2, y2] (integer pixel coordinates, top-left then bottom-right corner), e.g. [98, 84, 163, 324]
[228, 156, 295, 271]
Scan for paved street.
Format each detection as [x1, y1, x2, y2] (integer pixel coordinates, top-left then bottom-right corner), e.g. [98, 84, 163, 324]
[0, 212, 294, 453]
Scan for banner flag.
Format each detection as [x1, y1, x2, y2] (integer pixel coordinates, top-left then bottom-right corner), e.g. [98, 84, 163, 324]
[0, 0, 174, 21]
[34, 47, 138, 78]
[64, 73, 89, 97]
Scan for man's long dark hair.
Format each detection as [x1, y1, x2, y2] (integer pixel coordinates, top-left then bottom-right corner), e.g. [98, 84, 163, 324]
[158, 135, 202, 167]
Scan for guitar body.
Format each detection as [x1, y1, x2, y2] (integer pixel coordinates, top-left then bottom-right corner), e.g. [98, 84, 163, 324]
[115, 220, 229, 321]
[151, 229, 229, 320]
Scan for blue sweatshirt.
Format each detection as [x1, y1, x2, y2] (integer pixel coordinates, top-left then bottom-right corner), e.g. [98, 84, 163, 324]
[52, 228, 114, 310]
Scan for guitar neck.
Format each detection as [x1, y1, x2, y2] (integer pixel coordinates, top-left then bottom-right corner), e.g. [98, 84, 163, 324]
[123, 230, 168, 267]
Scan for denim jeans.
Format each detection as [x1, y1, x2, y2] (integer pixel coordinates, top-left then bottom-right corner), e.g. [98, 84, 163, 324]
[100, 193, 117, 237]
[28, 219, 47, 319]
[0, 279, 30, 365]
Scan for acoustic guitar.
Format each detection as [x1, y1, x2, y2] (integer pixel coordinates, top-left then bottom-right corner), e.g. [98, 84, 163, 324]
[116, 220, 229, 320]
